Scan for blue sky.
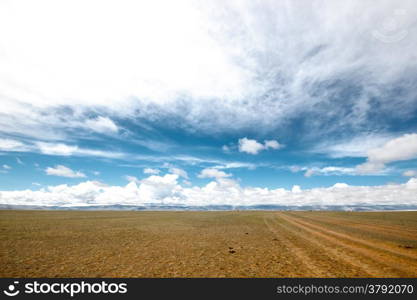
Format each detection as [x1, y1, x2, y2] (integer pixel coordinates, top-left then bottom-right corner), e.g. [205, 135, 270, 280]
[0, 0, 417, 207]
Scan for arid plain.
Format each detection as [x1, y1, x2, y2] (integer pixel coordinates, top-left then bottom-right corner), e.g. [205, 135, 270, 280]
[1, 210, 416, 277]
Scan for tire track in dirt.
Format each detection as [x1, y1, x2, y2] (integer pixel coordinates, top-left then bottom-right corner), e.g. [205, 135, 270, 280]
[267, 215, 382, 277]
[280, 213, 417, 277]
[292, 213, 417, 242]
[264, 215, 363, 277]
[263, 216, 326, 277]
[276, 212, 408, 277]
[288, 212, 417, 261]
[270, 213, 383, 277]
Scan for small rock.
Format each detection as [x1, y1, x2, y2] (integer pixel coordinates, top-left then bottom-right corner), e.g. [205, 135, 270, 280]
[399, 245, 414, 249]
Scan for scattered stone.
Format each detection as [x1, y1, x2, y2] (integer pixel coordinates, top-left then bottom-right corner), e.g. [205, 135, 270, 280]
[229, 250, 236, 254]
[399, 245, 414, 249]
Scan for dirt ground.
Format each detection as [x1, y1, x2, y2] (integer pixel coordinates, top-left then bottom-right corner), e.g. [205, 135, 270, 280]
[1, 210, 416, 277]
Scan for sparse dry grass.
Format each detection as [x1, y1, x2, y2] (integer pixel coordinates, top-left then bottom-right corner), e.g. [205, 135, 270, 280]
[1, 210, 416, 277]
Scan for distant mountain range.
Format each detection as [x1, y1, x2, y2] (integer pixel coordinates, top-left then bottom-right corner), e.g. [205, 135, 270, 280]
[1, 204, 417, 211]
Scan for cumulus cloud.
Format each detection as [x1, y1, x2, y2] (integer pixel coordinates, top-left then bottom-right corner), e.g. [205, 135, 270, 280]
[84, 116, 119, 134]
[238, 138, 264, 155]
[332, 183, 349, 189]
[291, 185, 302, 193]
[144, 168, 160, 175]
[2, 164, 11, 170]
[357, 133, 417, 174]
[198, 168, 231, 179]
[238, 138, 282, 155]
[135, 174, 182, 203]
[2, 174, 416, 208]
[45, 165, 86, 178]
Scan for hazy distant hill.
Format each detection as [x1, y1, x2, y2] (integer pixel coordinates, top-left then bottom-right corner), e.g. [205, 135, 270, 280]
[1, 204, 417, 211]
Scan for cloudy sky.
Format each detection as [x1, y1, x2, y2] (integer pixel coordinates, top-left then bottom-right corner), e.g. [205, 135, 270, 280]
[1, 0, 417, 207]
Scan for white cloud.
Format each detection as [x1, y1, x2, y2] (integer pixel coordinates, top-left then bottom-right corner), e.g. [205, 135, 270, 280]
[293, 166, 357, 177]
[16, 157, 24, 165]
[289, 166, 302, 173]
[238, 138, 281, 155]
[36, 142, 125, 159]
[356, 162, 385, 174]
[135, 174, 182, 203]
[312, 134, 395, 158]
[2, 0, 416, 140]
[144, 168, 160, 175]
[37, 143, 78, 156]
[0, 1, 247, 107]
[3, 164, 11, 170]
[125, 175, 140, 183]
[319, 167, 357, 176]
[304, 169, 314, 178]
[366, 133, 417, 162]
[291, 185, 302, 193]
[198, 168, 231, 179]
[0, 139, 29, 152]
[403, 170, 417, 177]
[214, 162, 257, 170]
[84, 116, 118, 134]
[332, 183, 349, 189]
[3, 175, 416, 208]
[169, 167, 188, 179]
[264, 140, 281, 150]
[1, 139, 125, 159]
[93, 171, 100, 176]
[45, 165, 86, 178]
[357, 133, 417, 174]
[238, 138, 265, 155]
[222, 145, 230, 152]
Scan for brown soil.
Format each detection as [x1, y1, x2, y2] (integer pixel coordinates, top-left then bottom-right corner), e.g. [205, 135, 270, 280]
[1, 210, 416, 277]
